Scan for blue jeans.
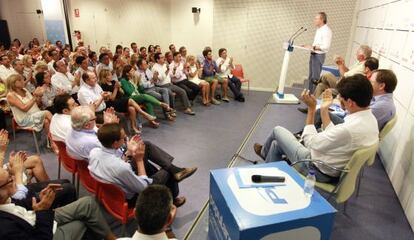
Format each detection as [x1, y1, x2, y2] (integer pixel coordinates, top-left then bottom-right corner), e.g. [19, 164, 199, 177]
[308, 53, 326, 93]
[314, 108, 345, 129]
[261, 126, 335, 183]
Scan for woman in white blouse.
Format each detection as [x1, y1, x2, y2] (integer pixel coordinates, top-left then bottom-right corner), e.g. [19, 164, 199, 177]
[186, 55, 210, 105]
[6, 74, 52, 133]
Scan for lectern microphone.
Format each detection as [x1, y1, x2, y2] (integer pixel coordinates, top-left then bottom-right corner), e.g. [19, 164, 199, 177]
[251, 175, 285, 183]
[288, 27, 304, 44]
[291, 28, 307, 44]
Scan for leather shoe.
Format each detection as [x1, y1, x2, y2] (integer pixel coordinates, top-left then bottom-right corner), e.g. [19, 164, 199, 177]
[173, 196, 186, 208]
[253, 143, 264, 160]
[297, 107, 308, 114]
[174, 167, 197, 182]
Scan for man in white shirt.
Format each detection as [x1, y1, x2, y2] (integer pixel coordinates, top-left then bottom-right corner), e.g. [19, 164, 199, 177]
[120, 185, 178, 240]
[47, 49, 60, 75]
[0, 54, 14, 83]
[77, 71, 110, 122]
[50, 94, 78, 142]
[304, 12, 332, 93]
[254, 74, 378, 183]
[96, 53, 117, 81]
[51, 59, 80, 98]
[74, 56, 95, 85]
[311, 45, 372, 100]
[216, 48, 245, 102]
[153, 53, 195, 115]
[137, 58, 171, 109]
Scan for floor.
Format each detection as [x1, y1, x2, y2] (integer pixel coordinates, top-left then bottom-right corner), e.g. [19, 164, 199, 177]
[7, 89, 414, 239]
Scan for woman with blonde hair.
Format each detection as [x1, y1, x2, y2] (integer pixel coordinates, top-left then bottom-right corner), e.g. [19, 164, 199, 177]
[6, 74, 52, 133]
[186, 55, 210, 105]
[99, 69, 158, 131]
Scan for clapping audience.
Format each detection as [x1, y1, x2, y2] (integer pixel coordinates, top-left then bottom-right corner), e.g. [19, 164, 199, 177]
[0, 37, 255, 238]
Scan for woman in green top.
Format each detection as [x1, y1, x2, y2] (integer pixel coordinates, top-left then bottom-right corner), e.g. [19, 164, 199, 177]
[120, 65, 175, 121]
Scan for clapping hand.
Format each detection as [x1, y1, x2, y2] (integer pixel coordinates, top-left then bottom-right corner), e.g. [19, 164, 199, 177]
[301, 89, 317, 110]
[127, 135, 145, 161]
[103, 107, 119, 124]
[320, 89, 334, 110]
[0, 129, 9, 153]
[8, 151, 27, 176]
[32, 185, 56, 211]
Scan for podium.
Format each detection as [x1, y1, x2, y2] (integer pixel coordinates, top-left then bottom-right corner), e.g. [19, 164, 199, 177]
[208, 161, 336, 240]
[272, 42, 313, 104]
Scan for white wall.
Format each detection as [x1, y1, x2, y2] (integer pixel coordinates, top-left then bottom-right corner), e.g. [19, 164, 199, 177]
[170, 0, 213, 56]
[67, 0, 172, 52]
[0, 0, 46, 46]
[348, 0, 414, 230]
[212, 0, 358, 91]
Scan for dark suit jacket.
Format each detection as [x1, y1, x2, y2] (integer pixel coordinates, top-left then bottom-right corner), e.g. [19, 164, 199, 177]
[0, 209, 54, 240]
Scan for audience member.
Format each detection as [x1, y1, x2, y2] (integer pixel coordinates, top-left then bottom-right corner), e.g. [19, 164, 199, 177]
[186, 55, 210, 106]
[169, 52, 199, 110]
[216, 48, 245, 102]
[254, 74, 379, 183]
[51, 60, 80, 99]
[202, 49, 229, 104]
[169, 44, 176, 54]
[99, 69, 158, 132]
[137, 59, 173, 114]
[0, 54, 14, 83]
[89, 123, 197, 207]
[127, 185, 178, 240]
[50, 93, 78, 142]
[96, 53, 117, 81]
[120, 65, 173, 121]
[153, 53, 195, 115]
[34, 71, 58, 113]
[6, 74, 52, 133]
[65, 106, 118, 160]
[0, 169, 116, 240]
[131, 42, 139, 54]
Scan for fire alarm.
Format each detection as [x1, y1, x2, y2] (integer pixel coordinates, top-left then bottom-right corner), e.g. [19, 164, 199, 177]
[192, 7, 201, 13]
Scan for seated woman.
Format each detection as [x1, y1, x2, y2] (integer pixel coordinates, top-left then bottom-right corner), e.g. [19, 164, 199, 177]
[22, 55, 36, 93]
[35, 71, 58, 114]
[99, 69, 159, 131]
[186, 55, 210, 105]
[120, 65, 174, 121]
[6, 74, 52, 134]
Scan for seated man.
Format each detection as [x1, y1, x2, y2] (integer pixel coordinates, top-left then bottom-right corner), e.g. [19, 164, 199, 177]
[123, 185, 178, 240]
[0, 166, 116, 240]
[153, 53, 195, 115]
[0, 53, 14, 83]
[89, 123, 197, 207]
[137, 58, 172, 118]
[50, 94, 78, 142]
[254, 74, 379, 183]
[312, 68, 396, 131]
[202, 49, 229, 104]
[77, 72, 110, 123]
[96, 53, 117, 81]
[3, 150, 76, 208]
[169, 52, 200, 108]
[51, 59, 80, 100]
[65, 106, 118, 160]
[312, 45, 372, 99]
[216, 48, 245, 102]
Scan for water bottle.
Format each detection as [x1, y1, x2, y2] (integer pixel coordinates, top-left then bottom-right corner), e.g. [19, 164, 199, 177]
[304, 169, 316, 197]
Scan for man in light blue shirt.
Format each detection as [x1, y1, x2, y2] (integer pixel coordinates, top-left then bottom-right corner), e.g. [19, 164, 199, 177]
[312, 70, 397, 131]
[89, 123, 197, 207]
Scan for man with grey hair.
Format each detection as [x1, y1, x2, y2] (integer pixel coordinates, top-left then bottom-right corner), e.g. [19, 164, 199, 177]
[298, 45, 373, 113]
[65, 106, 119, 160]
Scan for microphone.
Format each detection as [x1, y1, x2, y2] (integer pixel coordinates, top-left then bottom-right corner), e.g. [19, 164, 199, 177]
[251, 175, 285, 183]
[288, 27, 303, 44]
[291, 28, 307, 45]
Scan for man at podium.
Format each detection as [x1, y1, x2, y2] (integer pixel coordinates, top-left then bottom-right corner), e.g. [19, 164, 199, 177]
[303, 12, 332, 93]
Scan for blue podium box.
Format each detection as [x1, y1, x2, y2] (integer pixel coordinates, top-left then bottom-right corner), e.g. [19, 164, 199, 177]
[208, 162, 336, 240]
